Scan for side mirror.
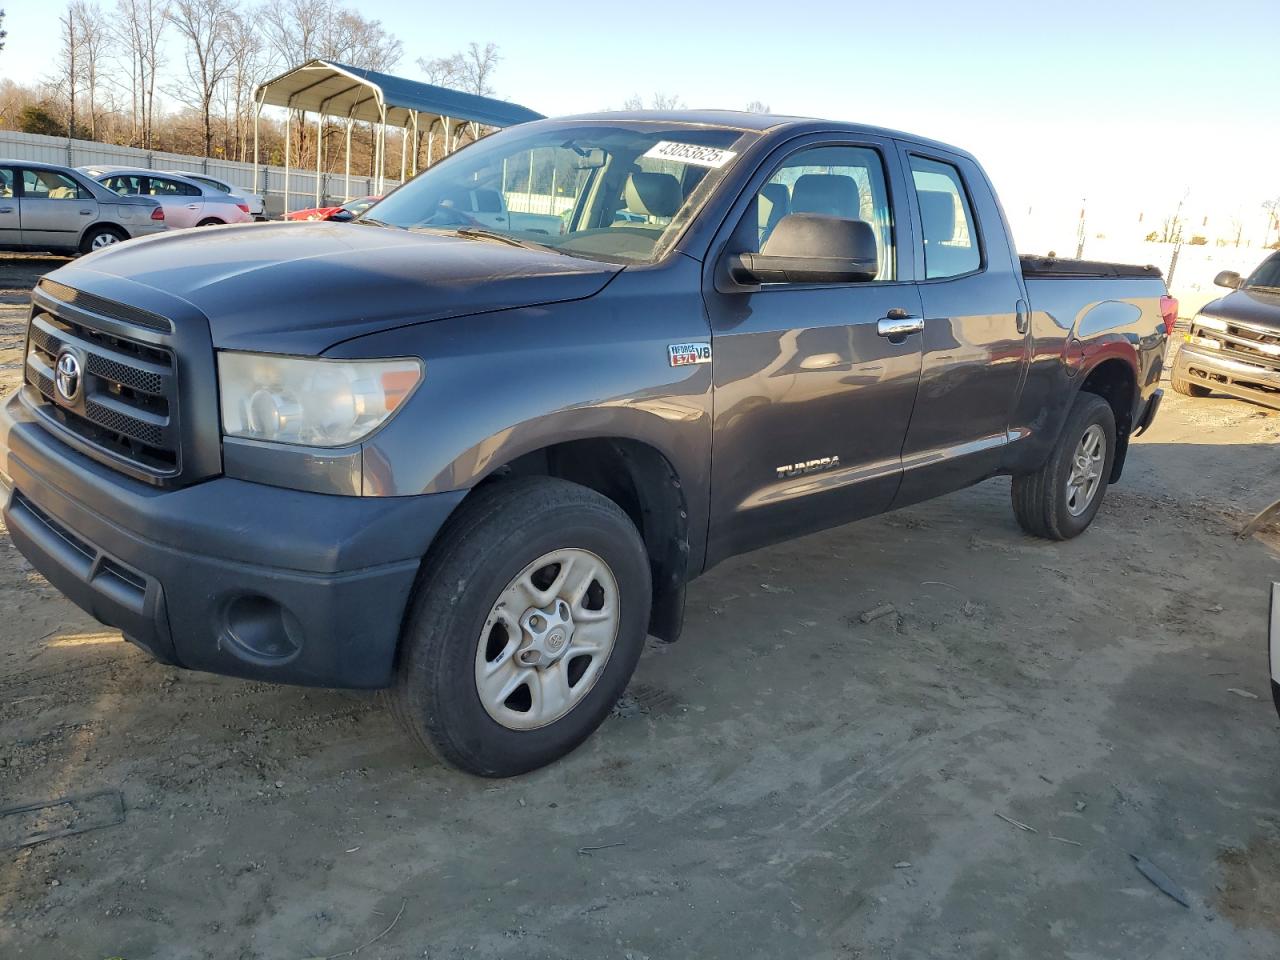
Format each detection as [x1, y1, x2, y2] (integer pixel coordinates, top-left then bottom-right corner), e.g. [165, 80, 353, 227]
[329, 209, 355, 222]
[730, 214, 878, 285]
[1215, 270, 1243, 289]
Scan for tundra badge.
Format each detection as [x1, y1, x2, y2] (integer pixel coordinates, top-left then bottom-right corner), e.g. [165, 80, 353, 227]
[669, 342, 712, 367]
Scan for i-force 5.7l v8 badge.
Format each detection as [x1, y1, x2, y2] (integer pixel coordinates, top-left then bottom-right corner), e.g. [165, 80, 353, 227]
[668, 342, 712, 367]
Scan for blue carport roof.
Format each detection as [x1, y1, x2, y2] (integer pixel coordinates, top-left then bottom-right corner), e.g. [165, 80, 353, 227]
[256, 59, 543, 129]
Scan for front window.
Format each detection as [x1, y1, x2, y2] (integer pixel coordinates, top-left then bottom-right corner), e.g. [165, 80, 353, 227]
[365, 122, 759, 263]
[1245, 253, 1280, 291]
[22, 169, 89, 201]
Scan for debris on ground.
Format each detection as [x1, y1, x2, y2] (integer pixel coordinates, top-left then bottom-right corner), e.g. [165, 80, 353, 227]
[1131, 853, 1191, 908]
[577, 842, 626, 856]
[0, 789, 125, 851]
[1227, 688, 1259, 700]
[859, 603, 897, 624]
[995, 812, 1037, 833]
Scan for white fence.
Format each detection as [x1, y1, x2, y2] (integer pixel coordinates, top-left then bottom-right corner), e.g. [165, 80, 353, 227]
[0, 130, 397, 216]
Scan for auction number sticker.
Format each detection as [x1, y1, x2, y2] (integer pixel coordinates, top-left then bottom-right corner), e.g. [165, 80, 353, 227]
[643, 141, 737, 169]
[669, 342, 712, 367]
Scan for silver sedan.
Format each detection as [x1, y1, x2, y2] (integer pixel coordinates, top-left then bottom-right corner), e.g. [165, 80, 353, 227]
[80, 167, 254, 229]
[0, 159, 166, 254]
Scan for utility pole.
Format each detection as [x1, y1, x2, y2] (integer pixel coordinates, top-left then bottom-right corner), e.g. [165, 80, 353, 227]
[1075, 198, 1087, 260]
[1167, 188, 1189, 288]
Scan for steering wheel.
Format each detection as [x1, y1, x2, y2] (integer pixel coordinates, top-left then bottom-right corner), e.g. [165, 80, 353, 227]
[422, 202, 481, 227]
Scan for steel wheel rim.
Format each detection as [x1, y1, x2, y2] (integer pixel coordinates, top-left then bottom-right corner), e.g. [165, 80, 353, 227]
[1066, 423, 1106, 516]
[90, 232, 119, 249]
[474, 548, 620, 731]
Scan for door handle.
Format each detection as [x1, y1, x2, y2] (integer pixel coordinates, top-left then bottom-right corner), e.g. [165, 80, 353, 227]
[1015, 299, 1029, 335]
[877, 311, 925, 338]
[80, 209, 93, 216]
[186, 203, 199, 209]
[0, 207, 13, 214]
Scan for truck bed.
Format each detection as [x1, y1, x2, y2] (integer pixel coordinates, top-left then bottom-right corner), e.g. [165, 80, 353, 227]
[1020, 255, 1162, 280]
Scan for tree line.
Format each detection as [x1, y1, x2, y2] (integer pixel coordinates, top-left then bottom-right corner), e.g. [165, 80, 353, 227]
[0, 0, 503, 174]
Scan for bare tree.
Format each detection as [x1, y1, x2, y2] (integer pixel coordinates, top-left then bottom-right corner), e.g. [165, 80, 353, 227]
[623, 92, 685, 111]
[73, 1, 111, 140]
[55, 6, 80, 136]
[0, 9, 8, 55]
[745, 100, 770, 113]
[114, 0, 168, 147]
[218, 8, 267, 160]
[168, 0, 237, 155]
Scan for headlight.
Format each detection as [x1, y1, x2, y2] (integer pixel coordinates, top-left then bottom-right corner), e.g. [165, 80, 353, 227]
[1194, 314, 1228, 332]
[218, 352, 422, 447]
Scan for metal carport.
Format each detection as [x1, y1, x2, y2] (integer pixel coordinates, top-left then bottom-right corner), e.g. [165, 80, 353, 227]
[253, 59, 543, 212]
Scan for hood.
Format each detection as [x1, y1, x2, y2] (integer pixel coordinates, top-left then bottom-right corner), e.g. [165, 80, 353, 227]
[55, 221, 622, 353]
[1202, 286, 1280, 332]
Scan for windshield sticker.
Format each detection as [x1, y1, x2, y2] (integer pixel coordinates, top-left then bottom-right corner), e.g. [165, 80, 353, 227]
[643, 141, 737, 169]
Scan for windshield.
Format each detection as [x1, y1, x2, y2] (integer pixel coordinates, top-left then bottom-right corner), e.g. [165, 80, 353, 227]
[365, 122, 758, 263]
[1245, 252, 1280, 291]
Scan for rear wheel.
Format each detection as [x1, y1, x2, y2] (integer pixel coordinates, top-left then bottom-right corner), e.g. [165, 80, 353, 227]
[196, 217, 225, 226]
[79, 225, 125, 254]
[386, 477, 652, 777]
[1012, 392, 1117, 540]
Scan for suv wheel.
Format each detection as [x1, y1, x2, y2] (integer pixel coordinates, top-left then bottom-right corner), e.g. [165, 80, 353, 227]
[1171, 368, 1211, 398]
[386, 477, 652, 776]
[1011, 392, 1117, 540]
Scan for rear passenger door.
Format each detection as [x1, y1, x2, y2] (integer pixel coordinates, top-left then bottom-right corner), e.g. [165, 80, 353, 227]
[891, 146, 1030, 507]
[704, 137, 924, 564]
[146, 176, 204, 227]
[18, 168, 98, 250]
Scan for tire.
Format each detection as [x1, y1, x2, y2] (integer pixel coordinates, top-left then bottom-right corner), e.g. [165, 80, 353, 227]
[1011, 392, 1117, 541]
[197, 218, 225, 226]
[1171, 368, 1211, 398]
[386, 476, 652, 777]
[79, 225, 126, 254]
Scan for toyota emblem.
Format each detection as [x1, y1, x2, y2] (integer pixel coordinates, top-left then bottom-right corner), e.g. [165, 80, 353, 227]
[55, 351, 82, 402]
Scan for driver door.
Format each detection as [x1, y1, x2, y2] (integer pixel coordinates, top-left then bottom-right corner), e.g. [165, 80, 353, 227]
[703, 137, 924, 564]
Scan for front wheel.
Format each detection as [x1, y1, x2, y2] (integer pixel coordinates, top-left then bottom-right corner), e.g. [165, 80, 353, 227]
[386, 477, 652, 776]
[1171, 368, 1211, 398]
[1011, 392, 1117, 540]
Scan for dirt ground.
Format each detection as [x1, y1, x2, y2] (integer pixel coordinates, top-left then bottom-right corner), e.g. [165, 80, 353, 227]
[1, 254, 1279, 960]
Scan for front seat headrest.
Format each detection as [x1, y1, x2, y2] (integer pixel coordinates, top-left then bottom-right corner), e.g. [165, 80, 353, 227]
[791, 174, 860, 219]
[918, 190, 957, 242]
[625, 172, 682, 219]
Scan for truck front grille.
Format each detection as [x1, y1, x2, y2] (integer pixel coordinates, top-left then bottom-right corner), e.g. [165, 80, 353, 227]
[24, 307, 180, 476]
[1193, 317, 1280, 372]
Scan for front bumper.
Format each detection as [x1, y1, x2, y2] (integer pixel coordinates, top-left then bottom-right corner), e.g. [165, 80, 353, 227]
[1, 392, 465, 688]
[1174, 344, 1280, 410]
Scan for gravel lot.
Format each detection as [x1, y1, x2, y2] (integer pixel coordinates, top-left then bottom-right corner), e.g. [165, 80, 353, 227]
[1, 253, 1279, 959]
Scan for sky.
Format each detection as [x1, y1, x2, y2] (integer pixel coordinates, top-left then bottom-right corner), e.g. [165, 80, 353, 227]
[3, 0, 1277, 250]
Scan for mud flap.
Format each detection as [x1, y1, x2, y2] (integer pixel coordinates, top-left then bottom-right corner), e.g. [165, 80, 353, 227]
[1270, 583, 1280, 718]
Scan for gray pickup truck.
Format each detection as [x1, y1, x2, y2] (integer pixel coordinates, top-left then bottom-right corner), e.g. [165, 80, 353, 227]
[0, 111, 1173, 775]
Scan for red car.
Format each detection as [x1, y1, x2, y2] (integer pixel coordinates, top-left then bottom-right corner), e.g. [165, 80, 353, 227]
[285, 195, 381, 222]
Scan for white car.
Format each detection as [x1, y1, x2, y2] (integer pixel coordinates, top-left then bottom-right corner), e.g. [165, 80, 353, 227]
[79, 167, 253, 229]
[167, 172, 266, 220]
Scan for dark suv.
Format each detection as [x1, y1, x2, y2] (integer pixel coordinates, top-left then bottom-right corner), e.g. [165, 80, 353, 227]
[1172, 251, 1280, 409]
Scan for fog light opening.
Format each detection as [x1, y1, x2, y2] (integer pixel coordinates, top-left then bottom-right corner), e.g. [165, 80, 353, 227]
[222, 594, 303, 665]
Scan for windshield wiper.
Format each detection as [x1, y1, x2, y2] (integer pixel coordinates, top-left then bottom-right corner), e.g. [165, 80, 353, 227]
[452, 227, 554, 252]
[354, 217, 399, 228]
